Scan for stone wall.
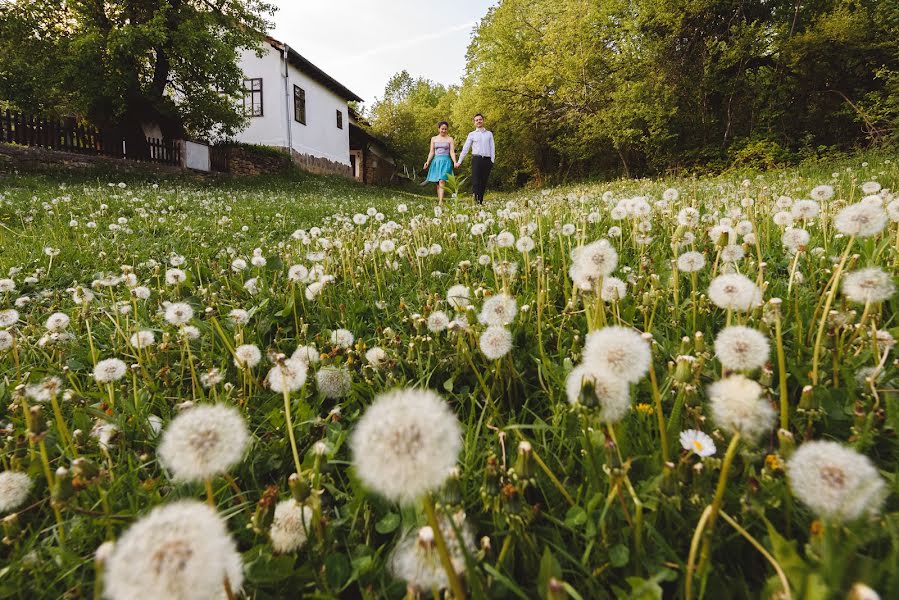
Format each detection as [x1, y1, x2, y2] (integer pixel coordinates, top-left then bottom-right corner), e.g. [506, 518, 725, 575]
[225, 145, 292, 176]
[0, 143, 185, 175]
[290, 149, 353, 179]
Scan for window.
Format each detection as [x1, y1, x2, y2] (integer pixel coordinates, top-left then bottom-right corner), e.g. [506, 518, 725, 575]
[243, 78, 263, 117]
[336, 109, 343, 130]
[294, 85, 306, 124]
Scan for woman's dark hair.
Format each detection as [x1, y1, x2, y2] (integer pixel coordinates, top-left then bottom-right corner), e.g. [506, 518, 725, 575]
[474, 113, 484, 119]
[438, 121, 449, 129]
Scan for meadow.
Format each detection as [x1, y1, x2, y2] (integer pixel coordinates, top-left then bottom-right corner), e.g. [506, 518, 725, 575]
[0, 155, 897, 599]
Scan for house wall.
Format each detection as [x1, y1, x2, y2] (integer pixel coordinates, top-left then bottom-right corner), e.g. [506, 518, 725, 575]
[235, 43, 352, 178]
[234, 45, 287, 148]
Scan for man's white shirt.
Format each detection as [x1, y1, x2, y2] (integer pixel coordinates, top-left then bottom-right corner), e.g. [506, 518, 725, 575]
[458, 128, 495, 163]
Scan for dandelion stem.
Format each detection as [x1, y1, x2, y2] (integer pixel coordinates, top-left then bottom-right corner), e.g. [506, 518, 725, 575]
[719, 511, 791, 599]
[205, 478, 215, 506]
[684, 505, 713, 600]
[773, 304, 790, 431]
[811, 237, 854, 385]
[282, 387, 303, 476]
[695, 432, 741, 581]
[423, 494, 466, 600]
[648, 361, 669, 464]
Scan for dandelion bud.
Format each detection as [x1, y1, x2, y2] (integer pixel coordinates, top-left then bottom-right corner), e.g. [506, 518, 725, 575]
[674, 355, 695, 382]
[799, 385, 816, 410]
[28, 406, 45, 436]
[251, 485, 278, 533]
[480, 535, 492, 553]
[72, 457, 100, 482]
[288, 473, 310, 502]
[53, 467, 74, 501]
[679, 336, 691, 354]
[547, 578, 569, 600]
[694, 331, 705, 353]
[3, 513, 23, 545]
[777, 429, 795, 456]
[514, 441, 534, 479]
[848, 583, 881, 600]
[416, 526, 435, 551]
[443, 467, 463, 505]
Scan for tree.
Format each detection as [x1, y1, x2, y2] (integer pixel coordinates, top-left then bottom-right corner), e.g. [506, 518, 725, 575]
[368, 71, 459, 176]
[0, 0, 276, 155]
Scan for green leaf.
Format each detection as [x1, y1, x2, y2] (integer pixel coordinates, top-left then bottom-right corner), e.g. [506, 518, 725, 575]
[324, 553, 351, 590]
[538, 547, 562, 599]
[610, 543, 630, 568]
[244, 549, 296, 584]
[564, 506, 587, 528]
[375, 512, 401, 534]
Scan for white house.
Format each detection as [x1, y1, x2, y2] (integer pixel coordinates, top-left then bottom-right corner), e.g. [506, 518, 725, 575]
[234, 36, 362, 178]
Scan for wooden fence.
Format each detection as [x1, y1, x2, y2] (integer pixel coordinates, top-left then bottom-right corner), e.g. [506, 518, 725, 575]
[1, 109, 181, 166]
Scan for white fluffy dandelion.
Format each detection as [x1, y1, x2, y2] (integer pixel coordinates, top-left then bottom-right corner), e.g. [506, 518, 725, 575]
[330, 328, 355, 348]
[478, 294, 518, 326]
[267, 358, 308, 393]
[842, 268, 895, 304]
[45, 312, 70, 332]
[834, 203, 887, 237]
[565, 364, 631, 423]
[479, 325, 513, 360]
[291, 344, 321, 366]
[708, 375, 775, 442]
[365, 346, 388, 369]
[103, 500, 243, 600]
[0, 330, 13, 352]
[600, 277, 627, 302]
[677, 251, 706, 272]
[350, 388, 461, 504]
[130, 330, 155, 350]
[446, 284, 471, 311]
[389, 514, 475, 592]
[708, 273, 762, 312]
[158, 404, 249, 482]
[714, 326, 770, 371]
[0, 471, 33, 513]
[427, 311, 450, 333]
[0, 309, 19, 328]
[164, 302, 194, 326]
[787, 440, 886, 522]
[94, 358, 127, 383]
[234, 344, 262, 369]
[269, 499, 313, 553]
[582, 326, 651, 383]
[316, 366, 352, 399]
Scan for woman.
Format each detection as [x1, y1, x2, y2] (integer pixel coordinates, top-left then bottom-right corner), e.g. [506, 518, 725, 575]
[423, 121, 456, 203]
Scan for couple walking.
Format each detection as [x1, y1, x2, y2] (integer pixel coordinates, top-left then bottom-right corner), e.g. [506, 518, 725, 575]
[423, 113, 495, 204]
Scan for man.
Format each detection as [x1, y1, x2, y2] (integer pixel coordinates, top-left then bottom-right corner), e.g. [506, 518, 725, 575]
[455, 113, 495, 205]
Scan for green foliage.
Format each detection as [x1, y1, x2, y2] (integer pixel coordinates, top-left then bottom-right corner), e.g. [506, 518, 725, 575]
[0, 0, 276, 142]
[368, 0, 899, 186]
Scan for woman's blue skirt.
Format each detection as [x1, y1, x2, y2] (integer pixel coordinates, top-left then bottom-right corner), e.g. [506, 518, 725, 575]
[427, 155, 454, 182]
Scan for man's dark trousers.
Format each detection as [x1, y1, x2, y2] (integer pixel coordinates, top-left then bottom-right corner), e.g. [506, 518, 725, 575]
[471, 155, 493, 204]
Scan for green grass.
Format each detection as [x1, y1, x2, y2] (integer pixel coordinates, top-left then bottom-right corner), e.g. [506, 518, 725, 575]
[0, 153, 897, 599]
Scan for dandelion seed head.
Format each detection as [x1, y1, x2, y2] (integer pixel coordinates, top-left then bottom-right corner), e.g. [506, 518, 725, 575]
[834, 203, 887, 237]
[787, 441, 886, 522]
[351, 388, 461, 504]
[842, 268, 895, 304]
[94, 358, 127, 383]
[267, 358, 308, 393]
[714, 326, 770, 371]
[316, 366, 352, 399]
[103, 500, 243, 600]
[479, 325, 513, 360]
[708, 375, 775, 442]
[234, 344, 262, 369]
[583, 326, 651, 383]
[565, 364, 631, 422]
[269, 500, 313, 553]
[0, 471, 33, 513]
[708, 273, 763, 312]
[158, 404, 249, 482]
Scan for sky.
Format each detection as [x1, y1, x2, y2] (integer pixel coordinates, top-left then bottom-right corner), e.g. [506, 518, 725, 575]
[268, 0, 497, 108]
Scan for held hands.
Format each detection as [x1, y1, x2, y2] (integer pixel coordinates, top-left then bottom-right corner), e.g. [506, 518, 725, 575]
[454, 162, 461, 168]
